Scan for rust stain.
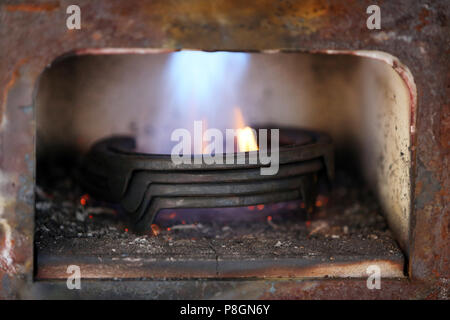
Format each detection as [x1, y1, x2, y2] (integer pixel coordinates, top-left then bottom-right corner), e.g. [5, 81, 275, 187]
[113, 0, 350, 40]
[416, 7, 431, 31]
[441, 103, 450, 150]
[4, 3, 60, 13]
[91, 32, 102, 41]
[0, 218, 15, 274]
[0, 58, 29, 127]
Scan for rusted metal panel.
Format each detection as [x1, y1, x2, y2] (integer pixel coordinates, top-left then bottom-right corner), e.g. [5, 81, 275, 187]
[0, 0, 448, 298]
[25, 278, 448, 300]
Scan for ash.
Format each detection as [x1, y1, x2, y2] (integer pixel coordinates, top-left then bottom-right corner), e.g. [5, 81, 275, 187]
[35, 169, 401, 260]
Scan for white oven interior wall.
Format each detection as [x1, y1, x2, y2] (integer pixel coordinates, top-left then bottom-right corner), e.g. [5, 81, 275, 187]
[356, 58, 411, 251]
[35, 52, 411, 250]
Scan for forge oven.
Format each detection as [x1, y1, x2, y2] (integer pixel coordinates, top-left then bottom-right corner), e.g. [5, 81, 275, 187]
[0, 0, 448, 300]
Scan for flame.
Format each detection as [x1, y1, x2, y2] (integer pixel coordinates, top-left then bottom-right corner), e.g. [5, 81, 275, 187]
[151, 224, 161, 236]
[234, 108, 258, 152]
[202, 118, 209, 154]
[238, 127, 259, 152]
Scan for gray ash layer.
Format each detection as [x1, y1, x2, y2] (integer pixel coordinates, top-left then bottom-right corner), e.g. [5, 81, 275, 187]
[35, 171, 401, 260]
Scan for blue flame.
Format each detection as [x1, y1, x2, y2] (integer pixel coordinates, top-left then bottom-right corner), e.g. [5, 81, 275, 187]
[165, 51, 249, 110]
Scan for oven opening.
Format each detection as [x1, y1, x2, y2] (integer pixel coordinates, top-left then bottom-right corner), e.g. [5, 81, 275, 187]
[34, 50, 412, 279]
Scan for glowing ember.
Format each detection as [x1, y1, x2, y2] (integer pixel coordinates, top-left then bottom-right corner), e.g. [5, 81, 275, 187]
[316, 195, 329, 207]
[80, 194, 89, 206]
[257, 204, 265, 210]
[151, 224, 161, 236]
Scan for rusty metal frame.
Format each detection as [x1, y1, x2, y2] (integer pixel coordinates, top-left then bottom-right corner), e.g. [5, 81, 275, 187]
[0, 0, 448, 299]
